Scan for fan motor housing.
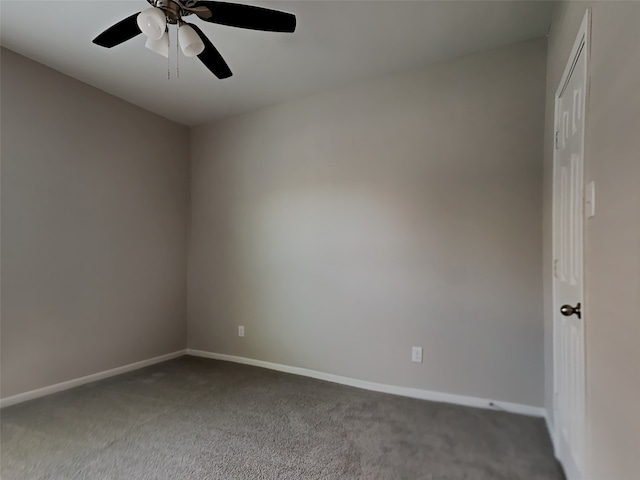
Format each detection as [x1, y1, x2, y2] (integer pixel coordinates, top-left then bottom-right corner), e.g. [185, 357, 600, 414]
[151, 0, 188, 24]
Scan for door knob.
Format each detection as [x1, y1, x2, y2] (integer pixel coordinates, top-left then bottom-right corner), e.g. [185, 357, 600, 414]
[560, 302, 581, 319]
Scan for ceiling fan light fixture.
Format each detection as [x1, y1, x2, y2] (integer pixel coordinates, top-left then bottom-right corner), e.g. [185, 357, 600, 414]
[178, 24, 205, 57]
[137, 7, 167, 40]
[94, 1, 297, 79]
[145, 30, 169, 58]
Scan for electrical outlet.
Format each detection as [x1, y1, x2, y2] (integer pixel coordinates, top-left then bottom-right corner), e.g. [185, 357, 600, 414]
[238, 325, 245, 337]
[411, 346, 423, 363]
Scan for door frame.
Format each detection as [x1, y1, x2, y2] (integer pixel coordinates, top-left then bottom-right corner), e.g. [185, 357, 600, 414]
[551, 8, 591, 478]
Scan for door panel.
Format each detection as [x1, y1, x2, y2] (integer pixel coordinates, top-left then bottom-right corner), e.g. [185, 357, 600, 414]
[553, 36, 587, 480]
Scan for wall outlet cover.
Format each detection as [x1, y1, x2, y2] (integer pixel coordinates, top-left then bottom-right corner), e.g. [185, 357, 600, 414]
[411, 346, 423, 363]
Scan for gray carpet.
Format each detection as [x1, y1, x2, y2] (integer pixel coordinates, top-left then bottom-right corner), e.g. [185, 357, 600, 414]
[1, 356, 564, 479]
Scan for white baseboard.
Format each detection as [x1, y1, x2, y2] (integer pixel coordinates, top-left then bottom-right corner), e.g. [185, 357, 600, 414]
[187, 349, 545, 418]
[545, 410, 559, 456]
[1, 348, 548, 421]
[0, 350, 187, 408]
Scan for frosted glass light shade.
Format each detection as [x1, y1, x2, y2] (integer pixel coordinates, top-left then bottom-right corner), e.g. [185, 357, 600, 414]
[145, 30, 169, 58]
[178, 24, 204, 57]
[137, 8, 166, 40]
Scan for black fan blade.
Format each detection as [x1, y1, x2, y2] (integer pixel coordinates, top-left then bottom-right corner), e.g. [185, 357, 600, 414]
[194, 1, 296, 33]
[93, 13, 142, 48]
[189, 24, 233, 79]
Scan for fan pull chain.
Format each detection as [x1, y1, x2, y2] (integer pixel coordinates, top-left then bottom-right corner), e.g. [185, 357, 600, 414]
[167, 26, 171, 80]
[176, 23, 180, 79]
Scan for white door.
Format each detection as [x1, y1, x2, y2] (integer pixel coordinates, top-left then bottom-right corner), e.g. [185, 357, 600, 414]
[552, 12, 589, 480]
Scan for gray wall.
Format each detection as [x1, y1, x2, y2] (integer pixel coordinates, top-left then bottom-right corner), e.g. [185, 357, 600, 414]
[544, 3, 640, 478]
[189, 38, 547, 407]
[0, 49, 190, 398]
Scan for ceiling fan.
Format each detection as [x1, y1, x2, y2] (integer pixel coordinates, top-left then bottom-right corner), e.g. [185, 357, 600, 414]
[93, 0, 297, 79]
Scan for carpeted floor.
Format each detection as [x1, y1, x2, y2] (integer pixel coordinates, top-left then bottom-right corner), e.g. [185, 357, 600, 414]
[1, 356, 564, 480]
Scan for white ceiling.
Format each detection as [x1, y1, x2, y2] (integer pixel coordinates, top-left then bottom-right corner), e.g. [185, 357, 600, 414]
[0, 0, 554, 126]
